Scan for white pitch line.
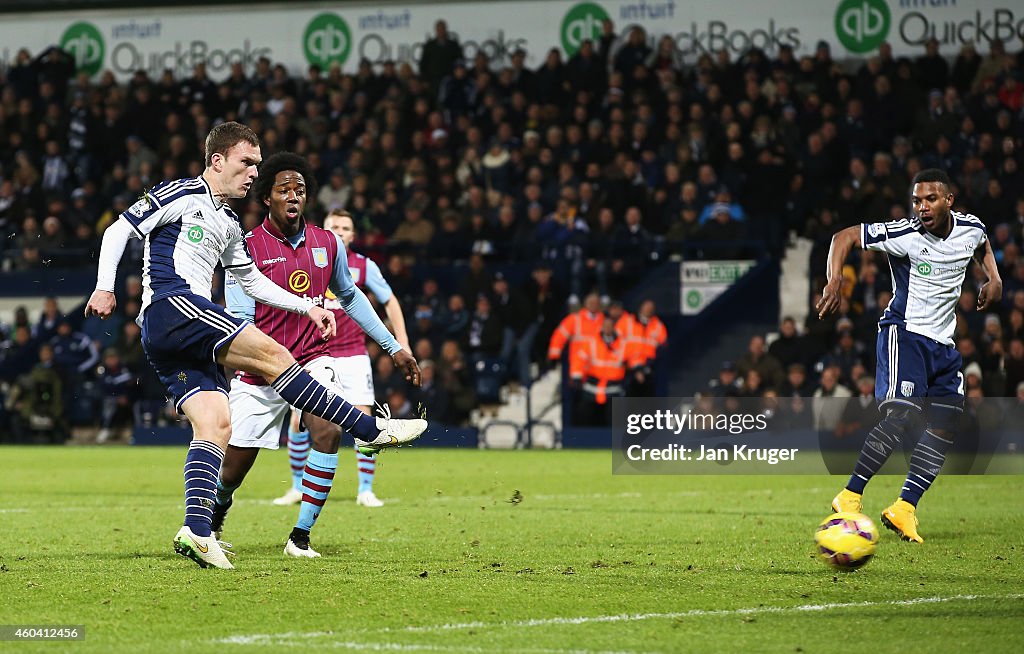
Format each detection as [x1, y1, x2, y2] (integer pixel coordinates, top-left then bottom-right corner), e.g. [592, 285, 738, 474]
[218, 633, 640, 654]
[216, 593, 1023, 649]
[397, 593, 1024, 633]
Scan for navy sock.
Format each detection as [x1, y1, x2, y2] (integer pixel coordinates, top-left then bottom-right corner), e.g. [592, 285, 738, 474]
[271, 364, 376, 440]
[900, 429, 954, 506]
[847, 419, 903, 494]
[184, 440, 224, 537]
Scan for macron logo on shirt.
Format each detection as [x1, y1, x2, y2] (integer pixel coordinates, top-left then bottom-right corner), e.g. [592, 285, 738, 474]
[262, 257, 287, 265]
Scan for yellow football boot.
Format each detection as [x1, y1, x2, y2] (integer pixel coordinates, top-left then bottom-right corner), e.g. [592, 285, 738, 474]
[881, 499, 924, 543]
[831, 488, 862, 513]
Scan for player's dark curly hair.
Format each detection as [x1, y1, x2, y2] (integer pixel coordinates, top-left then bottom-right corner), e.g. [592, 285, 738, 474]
[251, 151, 318, 204]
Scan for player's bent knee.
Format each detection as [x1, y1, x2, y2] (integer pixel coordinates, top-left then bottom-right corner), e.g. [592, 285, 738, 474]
[881, 405, 918, 435]
[260, 341, 296, 380]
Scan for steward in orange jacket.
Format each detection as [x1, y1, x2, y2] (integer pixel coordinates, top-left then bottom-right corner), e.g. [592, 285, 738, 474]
[569, 317, 647, 405]
[547, 293, 603, 362]
[635, 299, 667, 364]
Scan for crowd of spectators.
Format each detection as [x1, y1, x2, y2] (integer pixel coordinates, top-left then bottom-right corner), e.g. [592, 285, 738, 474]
[0, 17, 1023, 438]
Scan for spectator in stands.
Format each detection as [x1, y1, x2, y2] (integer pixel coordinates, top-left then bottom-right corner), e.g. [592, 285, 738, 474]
[706, 361, 742, 398]
[33, 296, 62, 342]
[834, 375, 878, 441]
[696, 202, 745, 258]
[819, 318, 867, 386]
[1004, 338, 1024, 397]
[9, 343, 65, 442]
[411, 360, 449, 423]
[737, 334, 784, 390]
[812, 365, 853, 431]
[96, 347, 135, 443]
[420, 20, 463, 93]
[769, 317, 804, 369]
[317, 168, 350, 212]
[436, 339, 476, 424]
[48, 319, 99, 383]
[492, 273, 534, 385]
[0, 325, 38, 383]
[465, 293, 503, 361]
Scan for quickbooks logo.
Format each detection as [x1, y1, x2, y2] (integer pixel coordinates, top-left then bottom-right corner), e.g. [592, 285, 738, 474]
[60, 21, 104, 76]
[187, 226, 205, 243]
[917, 261, 932, 276]
[834, 0, 890, 54]
[560, 2, 610, 57]
[304, 13, 352, 67]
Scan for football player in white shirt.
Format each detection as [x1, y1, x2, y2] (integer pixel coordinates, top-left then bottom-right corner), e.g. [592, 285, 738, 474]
[84, 122, 425, 569]
[816, 168, 1002, 543]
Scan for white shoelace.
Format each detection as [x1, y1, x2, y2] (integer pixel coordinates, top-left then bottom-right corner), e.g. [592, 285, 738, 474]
[374, 401, 394, 437]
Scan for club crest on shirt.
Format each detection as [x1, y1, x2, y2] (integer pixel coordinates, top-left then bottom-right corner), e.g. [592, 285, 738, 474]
[312, 247, 329, 268]
[900, 381, 915, 397]
[349, 267, 361, 283]
[867, 223, 883, 238]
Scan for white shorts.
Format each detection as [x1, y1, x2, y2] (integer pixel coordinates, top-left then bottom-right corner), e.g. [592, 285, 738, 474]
[324, 354, 375, 406]
[228, 356, 349, 450]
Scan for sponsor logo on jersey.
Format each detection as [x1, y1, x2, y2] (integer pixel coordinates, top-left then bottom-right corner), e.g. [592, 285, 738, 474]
[312, 247, 329, 268]
[289, 270, 311, 293]
[920, 247, 929, 256]
[128, 197, 150, 217]
[262, 257, 287, 265]
[187, 225, 205, 243]
[192, 211, 204, 222]
[916, 261, 932, 276]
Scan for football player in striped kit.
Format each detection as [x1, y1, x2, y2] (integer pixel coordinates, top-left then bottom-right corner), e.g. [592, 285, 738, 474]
[87, 126, 426, 569]
[818, 169, 1001, 543]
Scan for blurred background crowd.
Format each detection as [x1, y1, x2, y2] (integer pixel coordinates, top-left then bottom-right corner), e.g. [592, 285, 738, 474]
[0, 17, 1022, 441]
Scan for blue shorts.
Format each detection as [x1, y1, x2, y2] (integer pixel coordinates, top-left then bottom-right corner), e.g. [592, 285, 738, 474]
[141, 294, 248, 410]
[875, 324, 964, 427]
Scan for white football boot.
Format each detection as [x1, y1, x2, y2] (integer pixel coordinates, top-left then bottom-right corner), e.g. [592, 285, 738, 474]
[173, 526, 235, 569]
[356, 490, 384, 508]
[272, 487, 303, 506]
[353, 403, 427, 455]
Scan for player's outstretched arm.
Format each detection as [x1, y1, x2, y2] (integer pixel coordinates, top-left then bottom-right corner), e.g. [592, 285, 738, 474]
[815, 225, 862, 319]
[85, 218, 135, 319]
[383, 295, 411, 352]
[974, 240, 1003, 311]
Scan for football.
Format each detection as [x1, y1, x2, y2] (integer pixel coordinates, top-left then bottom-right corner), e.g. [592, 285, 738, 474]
[814, 512, 880, 570]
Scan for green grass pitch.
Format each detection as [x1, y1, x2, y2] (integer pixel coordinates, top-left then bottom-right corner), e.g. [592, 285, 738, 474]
[1, 446, 1022, 653]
